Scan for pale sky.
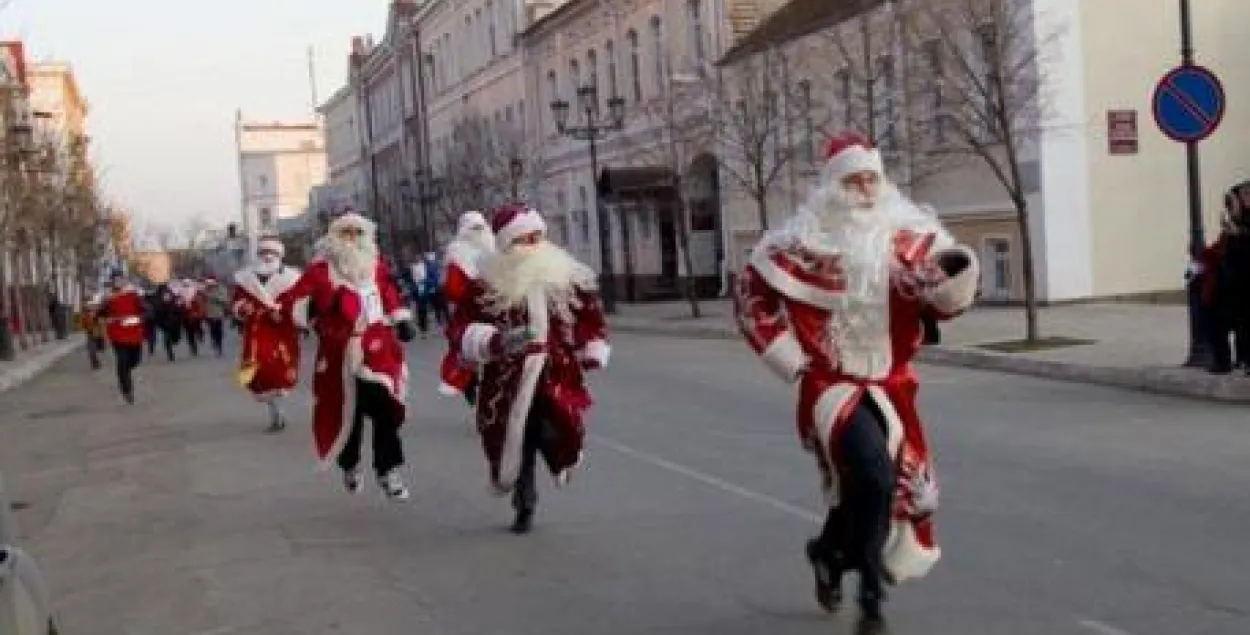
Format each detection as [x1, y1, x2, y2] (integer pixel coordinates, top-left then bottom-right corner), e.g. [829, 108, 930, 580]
[2, 0, 384, 234]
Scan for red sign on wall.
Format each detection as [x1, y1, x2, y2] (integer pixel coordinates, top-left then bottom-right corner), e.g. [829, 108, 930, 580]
[1107, 110, 1139, 155]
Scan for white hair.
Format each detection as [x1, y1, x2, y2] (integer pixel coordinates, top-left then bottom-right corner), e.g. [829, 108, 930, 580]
[317, 226, 378, 284]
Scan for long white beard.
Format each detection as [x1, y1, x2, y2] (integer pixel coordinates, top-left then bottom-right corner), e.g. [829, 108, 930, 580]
[479, 242, 597, 321]
[318, 233, 378, 285]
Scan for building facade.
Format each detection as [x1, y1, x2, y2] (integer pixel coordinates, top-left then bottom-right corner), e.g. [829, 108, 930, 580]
[234, 115, 327, 260]
[720, 0, 1250, 304]
[320, 82, 368, 216]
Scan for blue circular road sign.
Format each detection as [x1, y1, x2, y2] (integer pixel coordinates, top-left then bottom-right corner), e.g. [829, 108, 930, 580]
[1152, 65, 1225, 143]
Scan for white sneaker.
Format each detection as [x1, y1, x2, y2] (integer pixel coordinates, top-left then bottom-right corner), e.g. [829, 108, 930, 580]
[378, 470, 410, 501]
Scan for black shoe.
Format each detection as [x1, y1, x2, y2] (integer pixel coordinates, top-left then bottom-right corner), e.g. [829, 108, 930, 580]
[805, 539, 843, 613]
[855, 613, 888, 635]
[122, 392, 134, 405]
[510, 508, 534, 534]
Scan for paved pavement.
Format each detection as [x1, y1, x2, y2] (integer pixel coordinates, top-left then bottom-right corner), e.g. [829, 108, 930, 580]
[0, 335, 83, 394]
[2, 332, 1248, 635]
[611, 300, 1250, 403]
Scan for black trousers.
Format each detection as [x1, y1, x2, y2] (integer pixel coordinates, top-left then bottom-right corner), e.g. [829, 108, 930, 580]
[430, 291, 449, 326]
[337, 379, 405, 477]
[161, 326, 179, 361]
[206, 318, 224, 355]
[112, 343, 142, 398]
[184, 320, 202, 356]
[814, 400, 894, 606]
[414, 297, 430, 334]
[87, 336, 105, 369]
[513, 397, 557, 514]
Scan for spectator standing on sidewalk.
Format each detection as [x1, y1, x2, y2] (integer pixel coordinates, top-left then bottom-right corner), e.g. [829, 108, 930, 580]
[409, 252, 433, 337]
[78, 293, 106, 370]
[1212, 184, 1250, 374]
[203, 277, 229, 357]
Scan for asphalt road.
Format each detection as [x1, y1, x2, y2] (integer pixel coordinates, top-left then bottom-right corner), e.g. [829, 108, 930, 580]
[1, 331, 1247, 635]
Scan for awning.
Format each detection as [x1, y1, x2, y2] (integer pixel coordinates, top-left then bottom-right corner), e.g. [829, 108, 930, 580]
[597, 167, 676, 200]
[718, 0, 884, 67]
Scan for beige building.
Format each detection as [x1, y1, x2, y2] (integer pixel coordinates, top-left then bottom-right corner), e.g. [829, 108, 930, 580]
[234, 115, 327, 260]
[519, 0, 781, 301]
[721, 0, 1250, 304]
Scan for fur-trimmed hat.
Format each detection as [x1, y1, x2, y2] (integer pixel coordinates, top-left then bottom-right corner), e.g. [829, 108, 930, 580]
[327, 208, 376, 235]
[490, 203, 546, 248]
[822, 131, 884, 183]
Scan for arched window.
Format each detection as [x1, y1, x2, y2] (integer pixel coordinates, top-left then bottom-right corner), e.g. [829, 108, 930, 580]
[627, 29, 641, 102]
[605, 40, 618, 98]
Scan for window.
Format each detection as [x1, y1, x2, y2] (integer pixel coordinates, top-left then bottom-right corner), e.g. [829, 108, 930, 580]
[984, 237, 1011, 297]
[877, 55, 897, 150]
[977, 24, 1000, 138]
[651, 16, 665, 95]
[836, 68, 852, 128]
[257, 175, 268, 189]
[488, 1, 497, 58]
[553, 216, 571, 246]
[606, 40, 618, 97]
[688, 0, 705, 64]
[505, 104, 513, 123]
[259, 208, 274, 229]
[587, 49, 598, 93]
[637, 208, 653, 241]
[627, 30, 642, 102]
[570, 58, 581, 93]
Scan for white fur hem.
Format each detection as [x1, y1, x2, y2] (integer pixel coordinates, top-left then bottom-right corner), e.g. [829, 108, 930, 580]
[292, 297, 311, 330]
[437, 381, 462, 397]
[883, 522, 941, 583]
[497, 353, 548, 489]
[389, 308, 413, 323]
[578, 339, 611, 368]
[926, 246, 980, 316]
[461, 323, 498, 363]
[761, 331, 808, 383]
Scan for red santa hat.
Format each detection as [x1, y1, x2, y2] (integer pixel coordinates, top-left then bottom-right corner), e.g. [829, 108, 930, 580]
[491, 203, 546, 248]
[257, 234, 285, 256]
[327, 208, 376, 236]
[822, 131, 884, 183]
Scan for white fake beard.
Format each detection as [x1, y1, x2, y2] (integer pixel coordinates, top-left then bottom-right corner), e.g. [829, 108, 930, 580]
[319, 232, 378, 284]
[255, 256, 280, 277]
[479, 241, 597, 321]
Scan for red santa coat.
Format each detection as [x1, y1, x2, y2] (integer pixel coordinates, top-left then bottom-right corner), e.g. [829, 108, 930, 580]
[438, 241, 488, 396]
[232, 266, 302, 401]
[735, 228, 979, 584]
[448, 281, 610, 492]
[277, 258, 413, 466]
[102, 287, 146, 346]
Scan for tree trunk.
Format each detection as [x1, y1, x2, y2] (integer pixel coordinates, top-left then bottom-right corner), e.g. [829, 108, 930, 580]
[674, 196, 702, 319]
[756, 189, 769, 232]
[1014, 196, 1040, 342]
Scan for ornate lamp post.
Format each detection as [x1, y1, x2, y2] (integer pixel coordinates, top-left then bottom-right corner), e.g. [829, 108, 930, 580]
[550, 84, 626, 314]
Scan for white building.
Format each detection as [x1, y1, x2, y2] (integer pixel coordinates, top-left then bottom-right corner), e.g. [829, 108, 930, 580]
[320, 82, 368, 215]
[234, 114, 327, 260]
[721, 0, 1250, 304]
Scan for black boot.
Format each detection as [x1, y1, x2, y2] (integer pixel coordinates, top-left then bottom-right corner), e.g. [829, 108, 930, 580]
[510, 507, 533, 534]
[510, 484, 536, 534]
[805, 539, 843, 613]
[855, 600, 888, 635]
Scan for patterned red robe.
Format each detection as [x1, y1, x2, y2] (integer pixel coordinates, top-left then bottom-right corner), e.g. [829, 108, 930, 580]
[277, 257, 412, 466]
[231, 266, 302, 401]
[448, 280, 610, 492]
[438, 241, 488, 396]
[735, 227, 979, 584]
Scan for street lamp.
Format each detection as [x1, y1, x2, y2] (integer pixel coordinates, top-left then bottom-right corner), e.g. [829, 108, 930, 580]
[416, 174, 443, 251]
[551, 84, 627, 314]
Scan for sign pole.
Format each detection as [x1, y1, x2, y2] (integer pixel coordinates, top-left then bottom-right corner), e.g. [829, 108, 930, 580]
[1178, 0, 1211, 367]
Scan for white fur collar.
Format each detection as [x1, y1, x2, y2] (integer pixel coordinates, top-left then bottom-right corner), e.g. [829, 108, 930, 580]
[234, 266, 301, 305]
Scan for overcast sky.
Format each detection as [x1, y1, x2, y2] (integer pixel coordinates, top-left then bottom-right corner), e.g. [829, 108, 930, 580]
[2, 0, 383, 235]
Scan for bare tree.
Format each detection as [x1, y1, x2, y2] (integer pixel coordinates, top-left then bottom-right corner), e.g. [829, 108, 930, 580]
[896, 0, 1060, 343]
[438, 112, 537, 233]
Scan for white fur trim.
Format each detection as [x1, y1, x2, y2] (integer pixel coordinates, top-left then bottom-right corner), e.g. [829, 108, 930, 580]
[579, 339, 611, 368]
[329, 212, 375, 235]
[749, 251, 846, 310]
[826, 145, 883, 182]
[495, 208, 546, 248]
[883, 521, 941, 582]
[234, 267, 300, 308]
[437, 381, 462, 397]
[497, 352, 546, 489]
[389, 308, 413, 324]
[926, 246, 980, 316]
[812, 383, 858, 507]
[292, 297, 312, 330]
[461, 324, 499, 363]
[760, 331, 808, 383]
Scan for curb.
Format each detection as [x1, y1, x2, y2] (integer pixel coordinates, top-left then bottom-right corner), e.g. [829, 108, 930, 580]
[0, 339, 84, 394]
[611, 318, 1250, 404]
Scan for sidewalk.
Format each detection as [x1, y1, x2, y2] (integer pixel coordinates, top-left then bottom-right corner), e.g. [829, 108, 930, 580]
[611, 299, 1250, 403]
[0, 336, 84, 394]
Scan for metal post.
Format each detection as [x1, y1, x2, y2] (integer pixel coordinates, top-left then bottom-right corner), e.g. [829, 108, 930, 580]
[1179, 0, 1210, 368]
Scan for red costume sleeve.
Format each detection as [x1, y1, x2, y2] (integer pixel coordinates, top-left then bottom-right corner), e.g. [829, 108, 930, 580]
[277, 263, 326, 330]
[734, 264, 808, 383]
[447, 285, 498, 364]
[443, 264, 474, 306]
[572, 288, 611, 367]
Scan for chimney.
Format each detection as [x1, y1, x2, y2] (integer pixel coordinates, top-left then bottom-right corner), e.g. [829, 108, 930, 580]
[351, 36, 366, 55]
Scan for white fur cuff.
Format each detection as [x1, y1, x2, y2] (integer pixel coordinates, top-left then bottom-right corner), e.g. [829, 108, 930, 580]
[292, 297, 311, 330]
[579, 339, 611, 368]
[437, 381, 462, 397]
[461, 323, 499, 363]
[761, 331, 808, 383]
[389, 308, 413, 324]
[926, 246, 980, 317]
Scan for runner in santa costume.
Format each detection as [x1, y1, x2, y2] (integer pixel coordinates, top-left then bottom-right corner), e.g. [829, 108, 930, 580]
[232, 236, 302, 432]
[98, 270, 147, 405]
[734, 132, 980, 635]
[448, 203, 610, 534]
[276, 211, 418, 500]
[437, 210, 496, 407]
